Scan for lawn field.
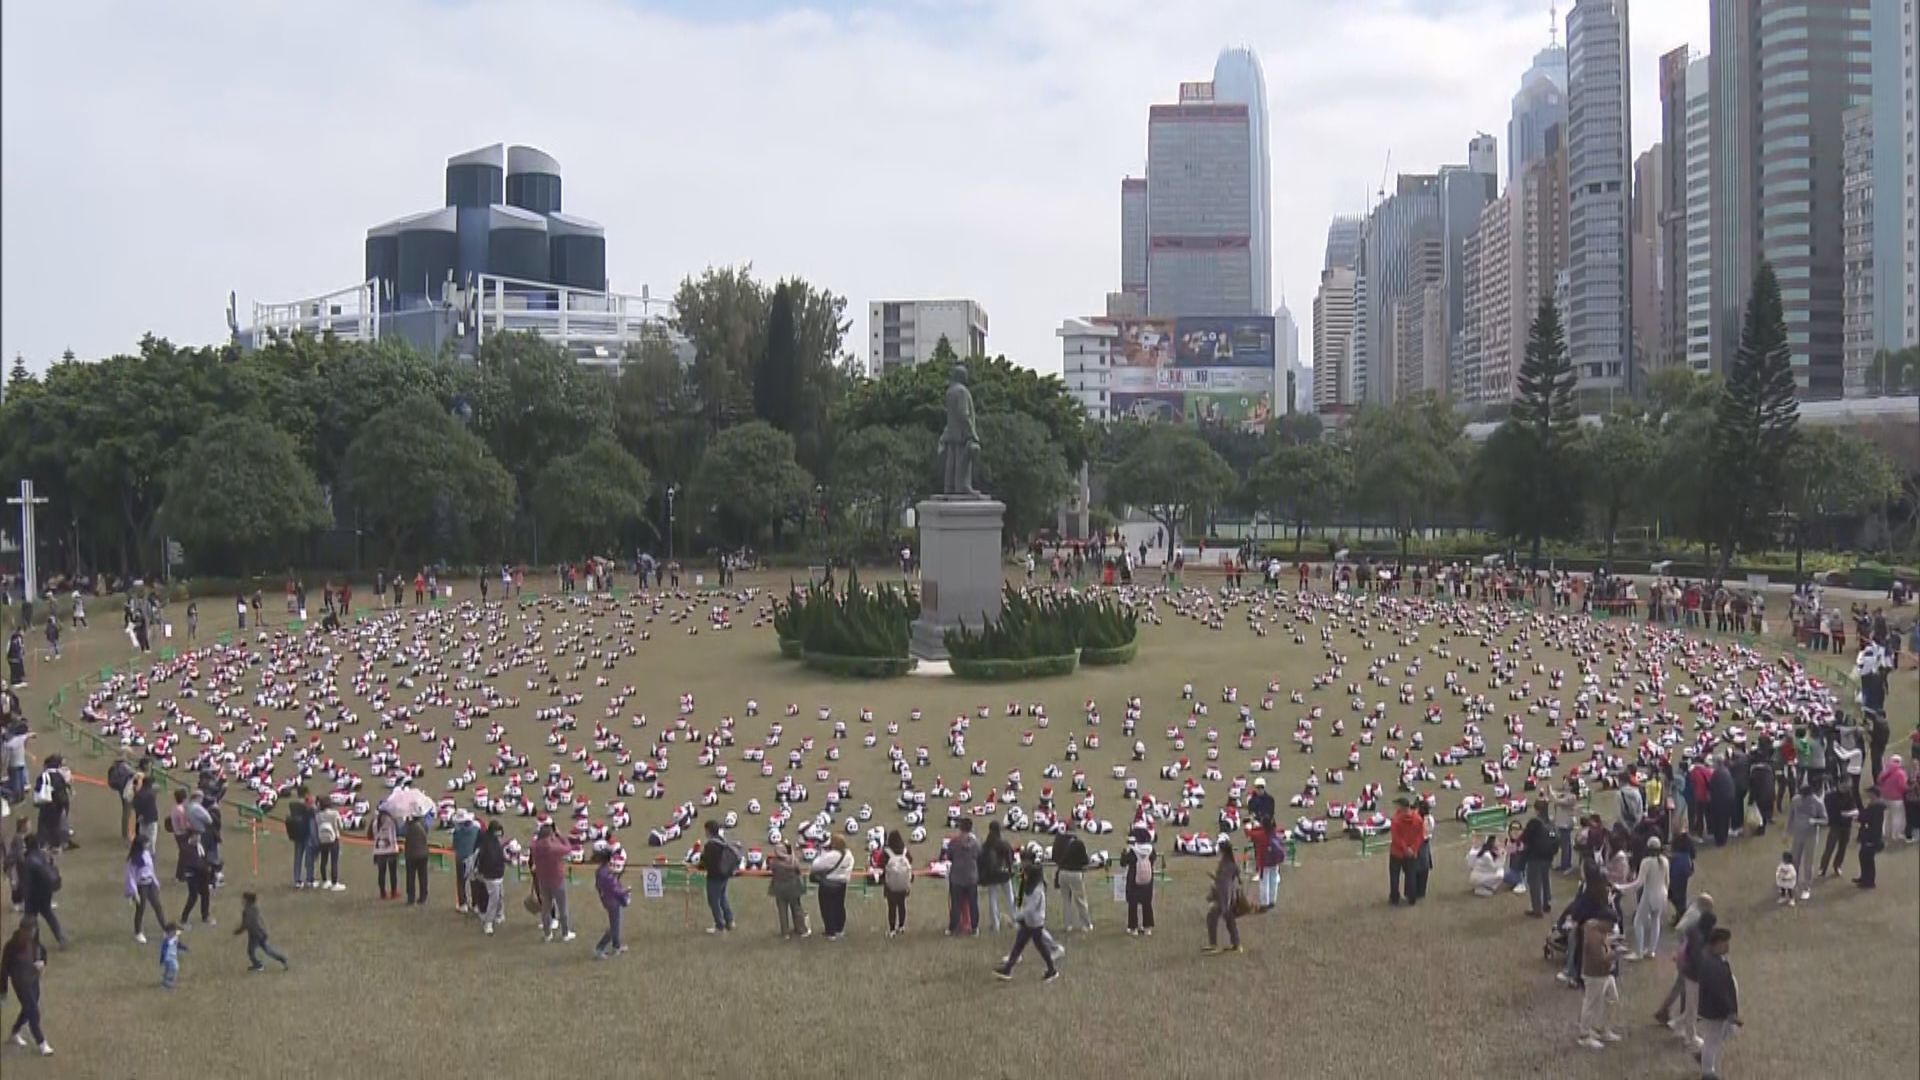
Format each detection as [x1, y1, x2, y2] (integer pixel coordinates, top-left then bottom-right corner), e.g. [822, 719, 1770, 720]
[2, 573, 1915, 1080]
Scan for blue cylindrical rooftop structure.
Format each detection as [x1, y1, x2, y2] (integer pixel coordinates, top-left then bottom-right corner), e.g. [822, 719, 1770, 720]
[445, 144, 504, 209]
[505, 145, 563, 215]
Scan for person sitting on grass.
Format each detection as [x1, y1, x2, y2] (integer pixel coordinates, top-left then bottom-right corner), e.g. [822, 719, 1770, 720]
[1466, 834, 1504, 897]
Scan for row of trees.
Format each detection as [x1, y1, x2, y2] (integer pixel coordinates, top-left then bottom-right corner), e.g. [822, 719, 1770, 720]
[1093, 267, 1907, 576]
[0, 266, 1091, 578]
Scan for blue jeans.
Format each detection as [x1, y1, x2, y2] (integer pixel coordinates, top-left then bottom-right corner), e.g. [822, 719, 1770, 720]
[596, 904, 624, 954]
[1525, 859, 1553, 914]
[6, 765, 25, 801]
[1555, 827, 1573, 873]
[292, 840, 311, 885]
[999, 923, 1056, 976]
[299, 840, 317, 884]
[161, 960, 179, 989]
[247, 933, 288, 968]
[705, 875, 733, 929]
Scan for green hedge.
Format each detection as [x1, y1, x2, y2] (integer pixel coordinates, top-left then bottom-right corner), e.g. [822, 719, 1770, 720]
[778, 637, 803, 660]
[1079, 641, 1139, 666]
[801, 653, 917, 678]
[948, 654, 1078, 681]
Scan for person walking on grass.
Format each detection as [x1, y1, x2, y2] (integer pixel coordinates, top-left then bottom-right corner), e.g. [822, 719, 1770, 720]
[1, 917, 52, 1056]
[1818, 783, 1856, 878]
[1203, 839, 1244, 955]
[313, 800, 343, 892]
[1574, 910, 1622, 1050]
[1694, 928, 1741, 1079]
[945, 818, 979, 936]
[235, 892, 289, 972]
[124, 835, 165, 944]
[474, 820, 507, 935]
[768, 841, 809, 939]
[1121, 826, 1157, 935]
[813, 835, 854, 941]
[698, 819, 741, 934]
[1619, 837, 1668, 961]
[402, 814, 430, 906]
[882, 830, 913, 939]
[978, 822, 1015, 932]
[592, 850, 630, 960]
[177, 832, 214, 928]
[158, 922, 187, 989]
[531, 822, 575, 943]
[993, 859, 1059, 983]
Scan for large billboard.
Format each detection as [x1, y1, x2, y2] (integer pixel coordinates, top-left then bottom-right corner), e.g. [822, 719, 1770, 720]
[1172, 315, 1274, 368]
[1100, 314, 1275, 432]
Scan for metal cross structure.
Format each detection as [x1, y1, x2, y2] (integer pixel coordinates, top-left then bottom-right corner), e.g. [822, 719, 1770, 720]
[8, 480, 48, 604]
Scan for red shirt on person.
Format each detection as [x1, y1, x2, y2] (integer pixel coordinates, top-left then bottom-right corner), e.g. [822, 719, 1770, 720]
[1388, 808, 1424, 860]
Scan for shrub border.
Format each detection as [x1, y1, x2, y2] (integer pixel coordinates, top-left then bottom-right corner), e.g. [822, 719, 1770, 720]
[801, 652, 917, 678]
[1078, 641, 1139, 666]
[778, 637, 803, 660]
[948, 654, 1078, 681]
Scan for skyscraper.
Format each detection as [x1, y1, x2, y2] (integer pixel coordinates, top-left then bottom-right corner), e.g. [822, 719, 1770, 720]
[1459, 189, 1518, 405]
[1212, 47, 1273, 314]
[1843, 105, 1877, 396]
[1682, 55, 1714, 373]
[1631, 144, 1666, 372]
[1275, 300, 1306, 411]
[1323, 216, 1364, 272]
[1361, 174, 1442, 403]
[1120, 177, 1148, 309]
[1658, 48, 1693, 370]
[1313, 266, 1358, 412]
[1711, 0, 1874, 397]
[1394, 218, 1446, 400]
[1510, 42, 1570, 186]
[1139, 49, 1271, 318]
[1565, 0, 1634, 400]
[1871, 0, 1919, 357]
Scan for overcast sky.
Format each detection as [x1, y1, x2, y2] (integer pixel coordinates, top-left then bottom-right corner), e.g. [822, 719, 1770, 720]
[1, 0, 1703, 378]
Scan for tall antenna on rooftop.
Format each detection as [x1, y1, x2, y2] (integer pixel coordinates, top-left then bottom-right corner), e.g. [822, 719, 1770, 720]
[1549, 2, 1559, 47]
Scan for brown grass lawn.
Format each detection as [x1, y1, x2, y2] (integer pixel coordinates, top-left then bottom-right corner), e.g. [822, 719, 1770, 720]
[2, 575, 1914, 1080]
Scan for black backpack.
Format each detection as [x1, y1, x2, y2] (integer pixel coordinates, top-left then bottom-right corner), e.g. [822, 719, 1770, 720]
[107, 760, 133, 794]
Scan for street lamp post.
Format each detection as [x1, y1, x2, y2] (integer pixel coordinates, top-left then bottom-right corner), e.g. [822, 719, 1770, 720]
[665, 484, 679, 564]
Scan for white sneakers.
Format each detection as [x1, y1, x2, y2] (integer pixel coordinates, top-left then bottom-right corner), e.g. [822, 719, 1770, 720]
[135, 933, 147, 944]
[484, 923, 495, 936]
[563, 931, 577, 943]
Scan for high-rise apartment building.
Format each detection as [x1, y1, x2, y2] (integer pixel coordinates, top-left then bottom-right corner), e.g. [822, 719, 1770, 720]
[1659, 48, 1694, 369]
[1631, 144, 1666, 371]
[867, 299, 988, 374]
[1313, 266, 1359, 412]
[1566, 0, 1634, 401]
[1393, 220, 1446, 399]
[1843, 105, 1878, 396]
[1460, 190, 1517, 405]
[1711, 0, 1874, 397]
[1678, 54, 1714, 373]
[1510, 43, 1570, 186]
[1902, 0, 1920, 347]
[1872, 0, 1920, 357]
[1137, 50, 1272, 318]
[1361, 174, 1441, 403]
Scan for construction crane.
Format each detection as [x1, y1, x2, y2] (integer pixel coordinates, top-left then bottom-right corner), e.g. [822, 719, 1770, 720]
[1375, 149, 1392, 210]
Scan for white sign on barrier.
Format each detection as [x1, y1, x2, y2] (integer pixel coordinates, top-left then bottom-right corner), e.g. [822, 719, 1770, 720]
[1112, 872, 1126, 903]
[641, 868, 665, 899]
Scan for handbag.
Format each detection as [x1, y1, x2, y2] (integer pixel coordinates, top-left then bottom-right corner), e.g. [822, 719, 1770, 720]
[808, 852, 841, 886]
[1231, 892, 1252, 918]
[522, 888, 542, 915]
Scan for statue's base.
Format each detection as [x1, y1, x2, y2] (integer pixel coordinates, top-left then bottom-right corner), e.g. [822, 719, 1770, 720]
[909, 498, 1005, 661]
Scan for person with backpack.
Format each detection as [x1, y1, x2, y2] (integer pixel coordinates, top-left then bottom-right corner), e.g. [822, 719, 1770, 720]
[108, 758, 137, 841]
[1520, 798, 1557, 917]
[1120, 826, 1157, 936]
[19, 837, 63, 947]
[175, 830, 214, 928]
[699, 819, 741, 934]
[992, 859, 1059, 983]
[312, 800, 343, 892]
[882, 830, 913, 938]
[945, 818, 980, 937]
[474, 820, 508, 935]
[1, 917, 52, 1056]
[978, 821, 1016, 932]
[369, 809, 400, 900]
[284, 787, 315, 889]
[450, 810, 480, 912]
[811, 835, 854, 940]
[32, 756, 72, 852]
[1050, 825, 1092, 933]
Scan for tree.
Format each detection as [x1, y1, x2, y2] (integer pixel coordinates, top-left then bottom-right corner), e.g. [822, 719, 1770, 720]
[345, 396, 516, 564]
[833, 426, 930, 539]
[6, 355, 31, 396]
[1266, 411, 1324, 447]
[464, 332, 612, 491]
[1252, 440, 1350, 552]
[754, 282, 800, 434]
[1106, 426, 1236, 545]
[672, 265, 767, 432]
[1783, 428, 1901, 574]
[835, 352, 1092, 470]
[1348, 398, 1463, 566]
[692, 421, 812, 546]
[1505, 297, 1583, 563]
[1864, 345, 1919, 397]
[976, 412, 1072, 544]
[532, 437, 653, 559]
[1580, 409, 1661, 563]
[1707, 263, 1800, 579]
[158, 416, 330, 575]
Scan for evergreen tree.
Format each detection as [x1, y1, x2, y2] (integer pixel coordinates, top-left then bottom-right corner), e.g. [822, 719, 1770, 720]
[6, 353, 31, 391]
[1503, 297, 1582, 563]
[1708, 263, 1800, 578]
[754, 282, 799, 433]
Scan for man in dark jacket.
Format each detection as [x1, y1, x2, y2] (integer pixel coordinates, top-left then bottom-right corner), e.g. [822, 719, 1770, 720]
[979, 822, 1016, 931]
[284, 789, 314, 888]
[1707, 759, 1736, 846]
[1748, 758, 1775, 836]
[474, 820, 508, 933]
[402, 815, 431, 905]
[698, 819, 738, 932]
[1854, 790, 1886, 889]
[1246, 778, 1276, 827]
[1695, 927, 1740, 1078]
[19, 838, 64, 947]
[131, 763, 160, 851]
[946, 818, 980, 936]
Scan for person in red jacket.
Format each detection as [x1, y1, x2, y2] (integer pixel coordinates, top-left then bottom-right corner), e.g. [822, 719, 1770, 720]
[1388, 798, 1424, 906]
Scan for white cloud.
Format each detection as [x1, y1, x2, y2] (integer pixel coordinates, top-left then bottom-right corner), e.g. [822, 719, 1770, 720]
[0, 0, 1704, 377]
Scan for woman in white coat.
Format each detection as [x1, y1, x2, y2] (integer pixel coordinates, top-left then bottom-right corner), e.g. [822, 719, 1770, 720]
[1620, 837, 1670, 960]
[1465, 835, 1504, 897]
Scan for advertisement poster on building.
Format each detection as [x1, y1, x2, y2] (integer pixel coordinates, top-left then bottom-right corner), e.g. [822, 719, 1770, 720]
[1111, 318, 1174, 367]
[1172, 315, 1274, 369]
[1111, 391, 1184, 423]
[1185, 390, 1272, 432]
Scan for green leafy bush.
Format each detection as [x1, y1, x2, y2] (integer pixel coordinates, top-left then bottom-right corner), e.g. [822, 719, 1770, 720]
[785, 565, 917, 662]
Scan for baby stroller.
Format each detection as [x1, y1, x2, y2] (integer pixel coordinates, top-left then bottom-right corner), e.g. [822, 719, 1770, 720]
[1542, 915, 1572, 963]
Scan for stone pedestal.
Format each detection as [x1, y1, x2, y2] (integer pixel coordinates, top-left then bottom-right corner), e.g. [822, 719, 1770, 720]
[909, 497, 1005, 660]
